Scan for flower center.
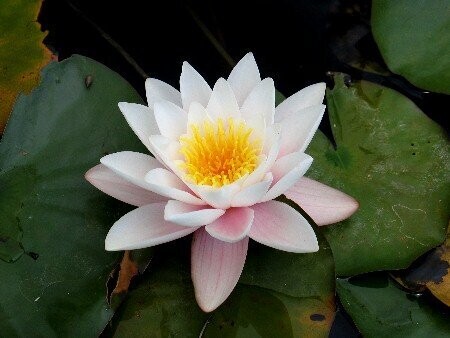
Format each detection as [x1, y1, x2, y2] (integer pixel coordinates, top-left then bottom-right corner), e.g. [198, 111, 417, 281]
[179, 118, 261, 187]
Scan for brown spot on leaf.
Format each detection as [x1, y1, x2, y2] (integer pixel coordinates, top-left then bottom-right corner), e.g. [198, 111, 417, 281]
[107, 251, 139, 309]
[394, 226, 450, 306]
[85, 75, 93, 88]
[310, 313, 326, 321]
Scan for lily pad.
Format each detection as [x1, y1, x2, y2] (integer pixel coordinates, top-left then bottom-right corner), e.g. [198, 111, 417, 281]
[306, 73, 449, 276]
[0, 55, 145, 336]
[337, 273, 450, 337]
[371, 0, 450, 94]
[0, 0, 53, 132]
[108, 230, 335, 337]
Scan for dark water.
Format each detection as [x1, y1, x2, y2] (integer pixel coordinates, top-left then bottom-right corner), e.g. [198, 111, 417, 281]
[38, 0, 449, 132]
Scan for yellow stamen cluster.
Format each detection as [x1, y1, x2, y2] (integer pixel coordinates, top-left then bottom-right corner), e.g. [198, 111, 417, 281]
[179, 118, 261, 187]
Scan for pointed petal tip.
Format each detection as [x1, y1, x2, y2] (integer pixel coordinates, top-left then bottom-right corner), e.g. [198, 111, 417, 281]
[313, 190, 359, 226]
[84, 166, 95, 182]
[285, 177, 360, 226]
[181, 61, 194, 72]
[104, 240, 118, 252]
[245, 51, 254, 58]
[196, 298, 220, 313]
[345, 195, 360, 216]
[117, 101, 133, 114]
[105, 231, 126, 251]
[191, 230, 248, 314]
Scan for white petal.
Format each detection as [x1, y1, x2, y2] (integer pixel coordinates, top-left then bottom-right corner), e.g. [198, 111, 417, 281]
[164, 200, 225, 227]
[105, 203, 197, 251]
[188, 102, 209, 126]
[275, 82, 326, 122]
[245, 113, 266, 142]
[243, 124, 281, 187]
[118, 102, 157, 150]
[148, 135, 182, 172]
[192, 182, 242, 209]
[85, 164, 166, 206]
[145, 168, 205, 205]
[249, 201, 318, 253]
[153, 101, 187, 140]
[284, 177, 359, 225]
[180, 62, 212, 110]
[205, 207, 254, 243]
[278, 104, 325, 157]
[241, 78, 275, 125]
[231, 173, 273, 207]
[206, 78, 240, 120]
[262, 152, 313, 201]
[228, 52, 261, 106]
[192, 228, 249, 312]
[145, 78, 182, 108]
[100, 151, 161, 189]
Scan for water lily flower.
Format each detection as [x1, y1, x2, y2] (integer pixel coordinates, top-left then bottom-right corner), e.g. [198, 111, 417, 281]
[86, 53, 358, 312]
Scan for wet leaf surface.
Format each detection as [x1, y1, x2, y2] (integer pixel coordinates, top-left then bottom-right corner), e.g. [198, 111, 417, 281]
[337, 273, 450, 337]
[306, 73, 450, 276]
[0, 55, 145, 336]
[372, 0, 450, 94]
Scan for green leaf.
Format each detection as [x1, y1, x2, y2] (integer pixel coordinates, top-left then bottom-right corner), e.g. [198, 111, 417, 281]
[306, 73, 450, 276]
[337, 273, 450, 337]
[0, 0, 53, 132]
[108, 230, 335, 337]
[371, 0, 450, 94]
[0, 55, 146, 336]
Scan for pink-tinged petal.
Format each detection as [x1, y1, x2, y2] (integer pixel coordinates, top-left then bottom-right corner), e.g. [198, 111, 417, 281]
[249, 200, 318, 253]
[153, 101, 187, 140]
[231, 173, 273, 207]
[100, 151, 161, 189]
[118, 102, 157, 150]
[188, 102, 208, 126]
[85, 164, 166, 206]
[228, 52, 261, 106]
[275, 82, 326, 122]
[262, 152, 313, 202]
[164, 200, 225, 227]
[278, 104, 325, 158]
[105, 203, 197, 251]
[241, 78, 275, 125]
[207, 78, 240, 120]
[205, 207, 254, 243]
[243, 125, 281, 187]
[180, 62, 212, 110]
[145, 168, 206, 205]
[191, 228, 249, 312]
[145, 78, 182, 108]
[284, 177, 359, 226]
[191, 181, 242, 210]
